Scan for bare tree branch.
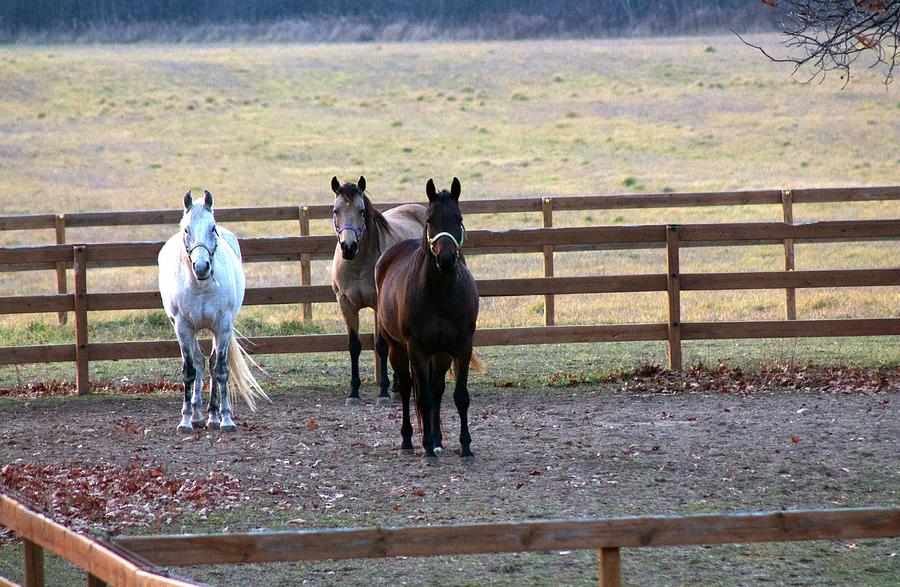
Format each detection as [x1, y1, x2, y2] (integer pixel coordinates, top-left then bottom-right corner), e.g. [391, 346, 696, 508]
[746, 0, 900, 85]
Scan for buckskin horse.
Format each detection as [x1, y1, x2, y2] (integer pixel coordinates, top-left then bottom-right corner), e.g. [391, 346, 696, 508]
[330, 176, 426, 406]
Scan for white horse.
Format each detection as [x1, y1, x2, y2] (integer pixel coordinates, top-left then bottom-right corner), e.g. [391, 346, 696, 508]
[158, 190, 268, 433]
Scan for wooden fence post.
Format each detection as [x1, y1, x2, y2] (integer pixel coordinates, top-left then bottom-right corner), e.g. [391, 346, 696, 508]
[54, 214, 68, 325]
[298, 206, 312, 323]
[781, 189, 797, 320]
[23, 539, 45, 587]
[542, 197, 555, 326]
[666, 225, 682, 371]
[73, 245, 90, 395]
[598, 547, 621, 587]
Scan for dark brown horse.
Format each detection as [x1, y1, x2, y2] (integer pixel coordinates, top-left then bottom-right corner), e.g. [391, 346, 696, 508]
[375, 178, 479, 458]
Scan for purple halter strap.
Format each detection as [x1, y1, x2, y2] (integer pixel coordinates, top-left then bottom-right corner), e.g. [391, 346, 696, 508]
[333, 215, 366, 240]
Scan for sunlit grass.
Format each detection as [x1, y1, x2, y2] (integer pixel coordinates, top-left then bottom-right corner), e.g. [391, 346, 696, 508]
[0, 36, 898, 372]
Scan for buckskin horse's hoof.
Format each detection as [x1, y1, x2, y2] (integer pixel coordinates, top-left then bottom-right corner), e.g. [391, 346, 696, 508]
[375, 396, 394, 407]
[345, 397, 363, 406]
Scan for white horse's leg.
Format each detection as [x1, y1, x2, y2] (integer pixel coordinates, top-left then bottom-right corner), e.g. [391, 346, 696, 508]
[174, 319, 198, 433]
[190, 339, 206, 427]
[205, 345, 221, 429]
[214, 330, 237, 432]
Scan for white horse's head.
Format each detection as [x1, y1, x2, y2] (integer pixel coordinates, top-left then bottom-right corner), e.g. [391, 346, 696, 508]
[181, 190, 219, 281]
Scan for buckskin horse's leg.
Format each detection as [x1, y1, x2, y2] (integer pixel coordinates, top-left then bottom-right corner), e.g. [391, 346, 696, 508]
[340, 298, 363, 406]
[430, 354, 452, 455]
[409, 346, 435, 457]
[453, 347, 474, 457]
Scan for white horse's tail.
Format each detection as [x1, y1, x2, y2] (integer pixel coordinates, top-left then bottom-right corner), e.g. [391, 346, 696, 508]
[227, 334, 269, 412]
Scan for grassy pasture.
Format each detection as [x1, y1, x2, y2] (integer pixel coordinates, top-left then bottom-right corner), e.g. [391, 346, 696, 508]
[0, 35, 898, 370]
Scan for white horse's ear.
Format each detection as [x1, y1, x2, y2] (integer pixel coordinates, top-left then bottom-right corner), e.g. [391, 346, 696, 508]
[184, 192, 193, 211]
[357, 176, 366, 193]
[331, 176, 341, 195]
[203, 190, 213, 210]
[451, 177, 461, 201]
[426, 179, 436, 202]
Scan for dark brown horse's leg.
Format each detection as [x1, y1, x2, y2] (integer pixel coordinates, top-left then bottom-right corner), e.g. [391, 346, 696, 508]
[430, 354, 452, 454]
[388, 342, 414, 451]
[453, 347, 474, 457]
[409, 347, 436, 457]
[374, 317, 392, 406]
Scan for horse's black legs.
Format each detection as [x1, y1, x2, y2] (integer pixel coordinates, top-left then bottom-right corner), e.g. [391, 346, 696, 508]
[215, 336, 236, 433]
[374, 315, 393, 406]
[387, 342, 413, 450]
[206, 347, 221, 429]
[346, 329, 363, 405]
[430, 354, 452, 454]
[375, 330, 391, 400]
[409, 347, 436, 457]
[453, 348, 474, 457]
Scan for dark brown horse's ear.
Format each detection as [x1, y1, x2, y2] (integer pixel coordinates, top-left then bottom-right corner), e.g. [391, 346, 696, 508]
[426, 179, 436, 202]
[331, 176, 341, 195]
[203, 190, 214, 210]
[183, 191, 193, 211]
[357, 176, 366, 193]
[451, 177, 461, 201]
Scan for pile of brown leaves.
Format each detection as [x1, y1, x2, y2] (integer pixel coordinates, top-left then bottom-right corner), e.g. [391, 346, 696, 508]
[615, 363, 900, 395]
[0, 461, 241, 534]
[0, 379, 182, 398]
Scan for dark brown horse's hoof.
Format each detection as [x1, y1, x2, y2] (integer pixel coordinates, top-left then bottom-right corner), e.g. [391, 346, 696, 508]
[459, 448, 474, 458]
[345, 397, 363, 406]
[375, 396, 394, 407]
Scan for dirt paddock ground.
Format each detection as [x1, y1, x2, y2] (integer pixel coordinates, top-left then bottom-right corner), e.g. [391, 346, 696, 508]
[1, 380, 898, 586]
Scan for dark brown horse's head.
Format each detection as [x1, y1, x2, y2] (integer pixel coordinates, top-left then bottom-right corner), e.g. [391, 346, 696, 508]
[331, 175, 368, 260]
[424, 177, 465, 274]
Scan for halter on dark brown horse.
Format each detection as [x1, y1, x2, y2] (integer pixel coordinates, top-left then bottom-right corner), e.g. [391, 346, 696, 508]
[375, 177, 480, 458]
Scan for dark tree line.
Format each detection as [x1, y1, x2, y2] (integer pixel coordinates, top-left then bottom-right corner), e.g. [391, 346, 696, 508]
[0, 1, 774, 38]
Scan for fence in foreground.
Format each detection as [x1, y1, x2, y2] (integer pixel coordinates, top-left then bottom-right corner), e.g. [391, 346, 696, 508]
[1, 219, 899, 394]
[2, 185, 898, 325]
[1, 491, 898, 586]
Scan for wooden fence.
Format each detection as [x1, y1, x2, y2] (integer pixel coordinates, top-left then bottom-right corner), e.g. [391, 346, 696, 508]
[2, 491, 898, 587]
[2, 185, 899, 326]
[1, 218, 899, 394]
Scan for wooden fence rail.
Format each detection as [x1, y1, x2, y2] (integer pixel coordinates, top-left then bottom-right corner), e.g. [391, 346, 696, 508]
[1, 219, 898, 393]
[2, 186, 898, 326]
[2, 490, 897, 587]
[0, 493, 194, 587]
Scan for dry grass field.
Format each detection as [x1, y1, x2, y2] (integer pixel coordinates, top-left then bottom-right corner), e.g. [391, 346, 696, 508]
[0, 34, 898, 364]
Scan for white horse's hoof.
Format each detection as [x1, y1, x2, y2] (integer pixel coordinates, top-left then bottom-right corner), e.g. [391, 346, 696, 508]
[206, 419, 220, 430]
[345, 397, 363, 406]
[220, 423, 237, 433]
[176, 424, 194, 434]
[375, 396, 394, 407]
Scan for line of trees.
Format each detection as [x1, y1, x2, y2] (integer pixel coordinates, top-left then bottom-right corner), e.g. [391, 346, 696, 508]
[1, 1, 776, 41]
